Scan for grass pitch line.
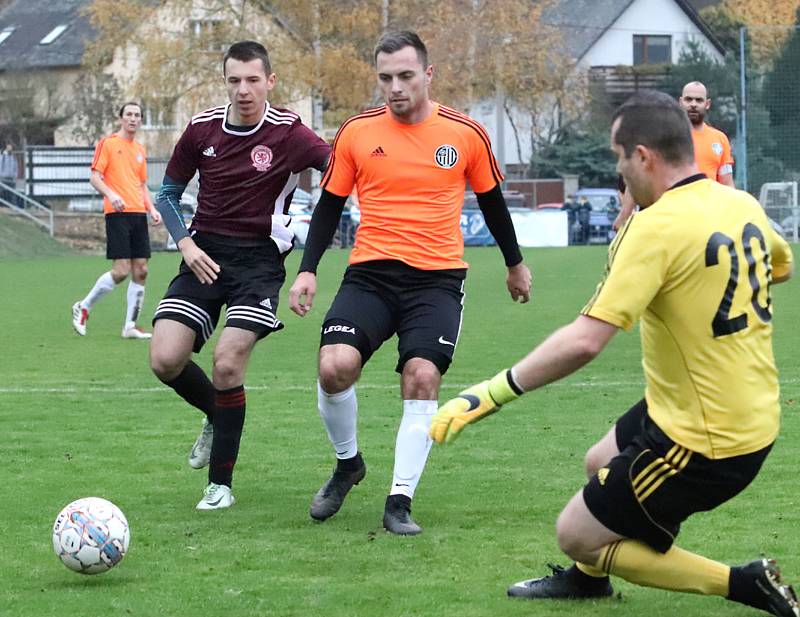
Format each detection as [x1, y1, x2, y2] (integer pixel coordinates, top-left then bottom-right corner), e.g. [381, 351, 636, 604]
[0, 379, 654, 395]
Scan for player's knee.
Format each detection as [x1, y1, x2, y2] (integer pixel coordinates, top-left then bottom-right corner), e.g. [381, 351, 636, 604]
[110, 264, 130, 283]
[318, 354, 359, 393]
[150, 347, 183, 382]
[212, 348, 247, 388]
[132, 263, 148, 283]
[401, 358, 441, 399]
[584, 446, 605, 478]
[555, 514, 591, 563]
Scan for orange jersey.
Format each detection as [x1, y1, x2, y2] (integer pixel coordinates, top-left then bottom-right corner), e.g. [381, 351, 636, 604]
[692, 123, 733, 183]
[91, 134, 148, 215]
[321, 103, 503, 270]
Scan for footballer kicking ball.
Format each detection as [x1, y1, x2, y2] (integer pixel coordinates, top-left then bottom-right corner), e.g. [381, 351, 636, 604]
[52, 497, 130, 574]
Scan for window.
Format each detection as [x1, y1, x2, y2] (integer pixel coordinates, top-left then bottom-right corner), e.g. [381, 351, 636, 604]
[142, 99, 177, 130]
[0, 26, 15, 46]
[633, 35, 671, 65]
[188, 19, 226, 52]
[40, 24, 69, 45]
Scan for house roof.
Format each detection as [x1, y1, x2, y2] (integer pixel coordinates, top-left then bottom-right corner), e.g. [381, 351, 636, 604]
[542, 0, 725, 63]
[0, 0, 94, 71]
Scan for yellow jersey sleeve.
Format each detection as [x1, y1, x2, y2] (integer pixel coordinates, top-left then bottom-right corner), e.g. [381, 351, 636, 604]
[767, 225, 793, 280]
[581, 215, 669, 331]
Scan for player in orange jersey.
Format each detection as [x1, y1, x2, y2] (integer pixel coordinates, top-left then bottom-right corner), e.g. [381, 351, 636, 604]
[289, 31, 531, 535]
[680, 81, 734, 187]
[72, 102, 162, 339]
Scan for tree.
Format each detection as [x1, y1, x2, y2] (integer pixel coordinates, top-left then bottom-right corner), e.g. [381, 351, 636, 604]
[80, 0, 578, 168]
[762, 8, 800, 172]
[0, 72, 72, 147]
[704, 0, 800, 64]
[530, 130, 617, 187]
[661, 40, 739, 138]
[82, 0, 314, 152]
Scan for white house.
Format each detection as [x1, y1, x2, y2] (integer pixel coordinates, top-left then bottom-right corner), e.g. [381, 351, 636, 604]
[471, 0, 726, 170]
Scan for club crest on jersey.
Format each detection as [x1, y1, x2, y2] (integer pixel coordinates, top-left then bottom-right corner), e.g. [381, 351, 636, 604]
[434, 144, 458, 169]
[251, 145, 273, 171]
[711, 142, 723, 156]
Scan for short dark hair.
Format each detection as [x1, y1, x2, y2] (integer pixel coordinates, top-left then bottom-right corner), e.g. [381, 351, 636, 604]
[223, 40, 271, 75]
[612, 90, 694, 164]
[374, 30, 428, 67]
[118, 102, 142, 117]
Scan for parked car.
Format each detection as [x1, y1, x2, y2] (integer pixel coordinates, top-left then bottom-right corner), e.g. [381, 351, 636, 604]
[572, 188, 620, 244]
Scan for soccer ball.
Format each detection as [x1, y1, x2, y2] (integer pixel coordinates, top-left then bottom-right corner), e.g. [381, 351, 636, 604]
[52, 497, 130, 574]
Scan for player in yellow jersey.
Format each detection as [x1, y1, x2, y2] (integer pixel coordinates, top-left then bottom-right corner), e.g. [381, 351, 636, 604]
[289, 31, 531, 535]
[429, 90, 797, 616]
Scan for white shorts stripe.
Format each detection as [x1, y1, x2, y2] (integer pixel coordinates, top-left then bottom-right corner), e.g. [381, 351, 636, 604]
[225, 313, 279, 328]
[226, 305, 276, 319]
[155, 299, 214, 340]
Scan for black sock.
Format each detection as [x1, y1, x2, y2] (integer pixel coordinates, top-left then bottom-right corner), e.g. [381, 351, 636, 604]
[162, 361, 216, 422]
[728, 565, 768, 611]
[336, 452, 363, 472]
[565, 564, 610, 587]
[209, 385, 246, 488]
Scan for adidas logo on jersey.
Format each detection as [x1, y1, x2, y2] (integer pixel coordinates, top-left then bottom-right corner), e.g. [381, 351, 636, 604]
[370, 146, 387, 158]
[202, 146, 216, 157]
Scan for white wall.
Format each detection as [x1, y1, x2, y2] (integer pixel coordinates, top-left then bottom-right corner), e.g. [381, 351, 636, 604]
[581, 0, 724, 67]
[470, 0, 724, 168]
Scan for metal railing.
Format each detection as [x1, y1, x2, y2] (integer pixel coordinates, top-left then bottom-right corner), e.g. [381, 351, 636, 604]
[0, 181, 54, 236]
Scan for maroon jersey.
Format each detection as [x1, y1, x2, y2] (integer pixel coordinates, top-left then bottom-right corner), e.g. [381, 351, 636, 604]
[166, 103, 330, 250]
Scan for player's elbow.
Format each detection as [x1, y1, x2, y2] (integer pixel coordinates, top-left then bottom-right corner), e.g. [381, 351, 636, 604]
[571, 332, 605, 363]
[569, 316, 616, 362]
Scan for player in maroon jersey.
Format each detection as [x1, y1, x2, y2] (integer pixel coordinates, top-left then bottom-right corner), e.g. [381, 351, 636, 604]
[150, 40, 330, 510]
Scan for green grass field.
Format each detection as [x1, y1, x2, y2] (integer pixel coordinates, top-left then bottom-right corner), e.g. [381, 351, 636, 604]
[1, 246, 798, 617]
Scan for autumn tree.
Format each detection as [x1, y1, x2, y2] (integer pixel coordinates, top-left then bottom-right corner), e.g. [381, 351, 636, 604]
[763, 8, 800, 171]
[80, 0, 579, 169]
[0, 71, 72, 146]
[81, 0, 310, 151]
[702, 0, 800, 64]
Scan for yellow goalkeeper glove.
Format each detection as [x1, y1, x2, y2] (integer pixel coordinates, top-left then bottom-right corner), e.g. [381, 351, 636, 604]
[429, 369, 522, 444]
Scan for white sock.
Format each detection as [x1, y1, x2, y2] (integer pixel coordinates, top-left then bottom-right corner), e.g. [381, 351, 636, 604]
[317, 382, 358, 460]
[124, 281, 146, 329]
[390, 400, 436, 499]
[81, 271, 116, 311]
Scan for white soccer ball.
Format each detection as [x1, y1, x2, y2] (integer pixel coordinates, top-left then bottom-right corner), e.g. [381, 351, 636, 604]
[52, 497, 130, 574]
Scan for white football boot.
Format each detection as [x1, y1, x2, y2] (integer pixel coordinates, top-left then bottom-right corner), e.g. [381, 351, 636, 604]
[196, 483, 235, 510]
[188, 418, 213, 469]
[121, 325, 152, 339]
[72, 302, 89, 336]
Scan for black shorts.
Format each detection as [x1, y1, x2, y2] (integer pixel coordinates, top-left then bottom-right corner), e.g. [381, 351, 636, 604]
[321, 260, 466, 374]
[583, 399, 772, 553]
[105, 213, 151, 259]
[153, 232, 286, 352]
